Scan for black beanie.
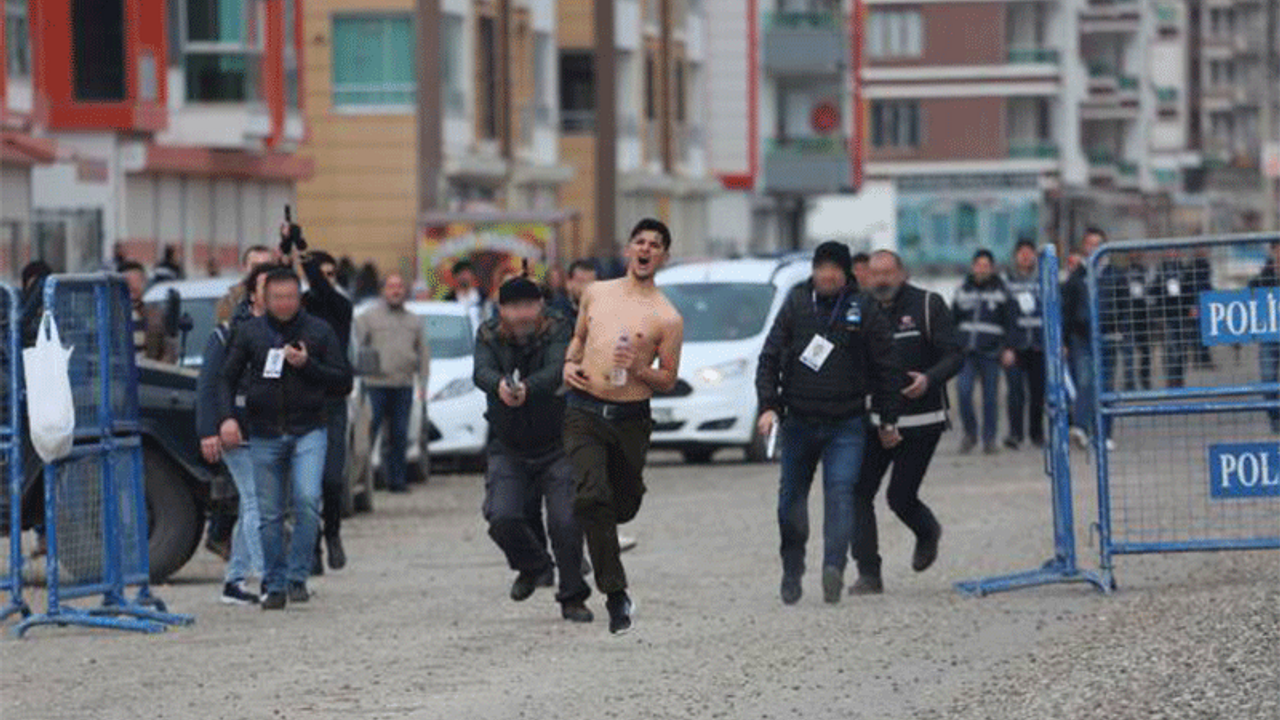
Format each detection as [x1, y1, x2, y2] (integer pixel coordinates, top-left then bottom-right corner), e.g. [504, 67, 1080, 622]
[813, 241, 852, 277]
[498, 277, 543, 305]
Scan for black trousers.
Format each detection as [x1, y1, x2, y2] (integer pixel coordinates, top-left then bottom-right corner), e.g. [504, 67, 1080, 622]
[321, 398, 347, 541]
[1008, 349, 1046, 444]
[851, 423, 944, 577]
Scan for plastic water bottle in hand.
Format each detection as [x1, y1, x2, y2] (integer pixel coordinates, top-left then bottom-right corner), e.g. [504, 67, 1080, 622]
[611, 331, 631, 387]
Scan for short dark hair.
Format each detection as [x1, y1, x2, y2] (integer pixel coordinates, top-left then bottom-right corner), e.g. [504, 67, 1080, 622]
[973, 249, 995, 264]
[243, 263, 281, 296]
[242, 245, 272, 265]
[263, 267, 300, 291]
[1014, 238, 1036, 253]
[119, 260, 146, 275]
[452, 259, 475, 276]
[568, 259, 597, 277]
[869, 249, 904, 270]
[629, 218, 672, 250]
[310, 250, 337, 268]
[21, 261, 52, 290]
[1082, 227, 1107, 244]
[851, 252, 871, 266]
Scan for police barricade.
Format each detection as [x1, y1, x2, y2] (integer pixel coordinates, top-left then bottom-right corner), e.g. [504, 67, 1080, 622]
[955, 247, 1110, 596]
[1087, 233, 1280, 589]
[0, 285, 30, 622]
[15, 275, 191, 636]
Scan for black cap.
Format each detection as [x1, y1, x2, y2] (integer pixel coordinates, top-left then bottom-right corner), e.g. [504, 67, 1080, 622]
[813, 241, 852, 277]
[498, 277, 543, 305]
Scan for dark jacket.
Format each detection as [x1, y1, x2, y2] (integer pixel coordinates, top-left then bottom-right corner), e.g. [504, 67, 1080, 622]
[756, 280, 902, 424]
[302, 257, 354, 396]
[1096, 263, 1128, 337]
[1151, 259, 1198, 331]
[196, 298, 257, 439]
[874, 284, 963, 427]
[952, 274, 1014, 357]
[218, 310, 352, 438]
[472, 309, 572, 456]
[1003, 268, 1043, 352]
[1062, 264, 1091, 345]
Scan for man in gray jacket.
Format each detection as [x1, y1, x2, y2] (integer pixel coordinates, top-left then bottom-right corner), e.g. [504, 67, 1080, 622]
[354, 274, 430, 493]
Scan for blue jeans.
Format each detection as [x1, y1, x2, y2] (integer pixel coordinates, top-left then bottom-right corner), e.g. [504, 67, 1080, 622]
[958, 355, 1001, 444]
[777, 415, 866, 578]
[1069, 340, 1096, 436]
[223, 445, 263, 584]
[1261, 343, 1280, 425]
[253, 429, 327, 593]
[368, 386, 413, 491]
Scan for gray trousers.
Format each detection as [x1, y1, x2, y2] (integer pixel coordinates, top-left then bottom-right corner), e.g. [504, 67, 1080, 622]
[483, 444, 590, 604]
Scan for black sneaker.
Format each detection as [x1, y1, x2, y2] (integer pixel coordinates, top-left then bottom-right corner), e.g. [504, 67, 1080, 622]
[780, 575, 802, 605]
[983, 442, 999, 455]
[958, 435, 977, 454]
[326, 535, 347, 570]
[287, 581, 311, 603]
[822, 566, 843, 605]
[561, 601, 594, 623]
[606, 591, 633, 635]
[912, 520, 942, 573]
[510, 566, 555, 602]
[220, 581, 260, 606]
[261, 591, 287, 610]
[1003, 437, 1021, 451]
[848, 575, 884, 595]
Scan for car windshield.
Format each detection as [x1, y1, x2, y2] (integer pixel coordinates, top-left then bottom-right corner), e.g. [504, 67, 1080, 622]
[661, 283, 775, 342]
[146, 296, 220, 366]
[423, 313, 474, 359]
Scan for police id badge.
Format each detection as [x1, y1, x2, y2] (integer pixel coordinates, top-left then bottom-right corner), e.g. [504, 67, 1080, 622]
[844, 299, 862, 328]
[800, 334, 835, 372]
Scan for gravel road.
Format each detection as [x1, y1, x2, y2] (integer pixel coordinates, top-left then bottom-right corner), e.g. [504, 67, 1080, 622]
[2, 442, 1276, 720]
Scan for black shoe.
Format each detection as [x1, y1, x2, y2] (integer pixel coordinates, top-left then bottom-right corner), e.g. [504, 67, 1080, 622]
[261, 591, 287, 610]
[510, 566, 555, 602]
[287, 581, 311, 603]
[220, 581, 260, 606]
[561, 601, 594, 623]
[958, 435, 977, 454]
[848, 575, 884, 595]
[822, 566, 843, 604]
[912, 521, 942, 573]
[606, 591, 633, 635]
[983, 442, 999, 455]
[780, 576, 802, 605]
[312, 547, 325, 577]
[388, 486, 410, 494]
[1003, 437, 1021, 451]
[326, 535, 346, 570]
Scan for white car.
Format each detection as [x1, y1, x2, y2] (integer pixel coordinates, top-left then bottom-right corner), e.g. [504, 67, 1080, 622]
[653, 256, 813, 463]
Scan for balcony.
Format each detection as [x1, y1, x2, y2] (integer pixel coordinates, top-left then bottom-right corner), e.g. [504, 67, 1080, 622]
[762, 11, 845, 76]
[1153, 168, 1178, 186]
[1155, 87, 1178, 104]
[762, 137, 850, 194]
[1079, 0, 1140, 34]
[1155, 3, 1178, 29]
[561, 110, 595, 134]
[1007, 48, 1060, 64]
[1008, 140, 1060, 159]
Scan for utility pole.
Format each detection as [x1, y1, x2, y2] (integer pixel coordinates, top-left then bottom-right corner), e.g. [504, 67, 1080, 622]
[417, 0, 442, 214]
[1262, 0, 1279, 230]
[593, 0, 618, 259]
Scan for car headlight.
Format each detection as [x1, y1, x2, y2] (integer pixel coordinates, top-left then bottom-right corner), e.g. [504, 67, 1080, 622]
[697, 358, 749, 386]
[431, 377, 476, 402]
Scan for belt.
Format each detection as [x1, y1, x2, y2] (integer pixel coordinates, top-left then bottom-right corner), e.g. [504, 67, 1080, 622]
[567, 391, 651, 422]
[872, 410, 947, 429]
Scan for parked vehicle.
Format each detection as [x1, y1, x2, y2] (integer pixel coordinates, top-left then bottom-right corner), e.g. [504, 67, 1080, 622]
[653, 257, 813, 463]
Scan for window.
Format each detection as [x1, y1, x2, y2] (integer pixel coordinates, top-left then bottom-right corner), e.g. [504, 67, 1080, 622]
[186, 0, 265, 102]
[5, 0, 30, 78]
[559, 51, 594, 133]
[661, 283, 776, 342]
[674, 62, 686, 124]
[442, 14, 464, 117]
[955, 203, 978, 244]
[74, 0, 126, 101]
[645, 53, 658, 120]
[870, 100, 921, 149]
[477, 16, 498, 138]
[867, 10, 922, 59]
[332, 15, 414, 109]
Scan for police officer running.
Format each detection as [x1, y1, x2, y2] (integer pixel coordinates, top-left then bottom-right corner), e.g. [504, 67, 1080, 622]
[849, 251, 962, 594]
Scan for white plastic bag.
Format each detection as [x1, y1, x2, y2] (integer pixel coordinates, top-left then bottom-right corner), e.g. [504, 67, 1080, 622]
[24, 311, 75, 463]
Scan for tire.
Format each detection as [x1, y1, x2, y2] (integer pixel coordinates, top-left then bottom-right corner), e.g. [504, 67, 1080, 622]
[143, 447, 202, 583]
[682, 447, 716, 464]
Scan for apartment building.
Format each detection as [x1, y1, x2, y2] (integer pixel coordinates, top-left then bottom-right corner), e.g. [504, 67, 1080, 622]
[1, 0, 311, 277]
[557, 0, 715, 260]
[297, 0, 574, 274]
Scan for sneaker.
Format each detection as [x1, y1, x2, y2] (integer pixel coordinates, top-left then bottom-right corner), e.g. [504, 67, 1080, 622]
[561, 601, 594, 623]
[606, 591, 633, 635]
[1003, 437, 1021, 451]
[912, 520, 942, 573]
[618, 534, 638, 553]
[312, 546, 325, 577]
[780, 575, 802, 605]
[261, 591, 287, 610]
[958, 435, 977, 454]
[822, 566, 843, 604]
[983, 442, 999, 455]
[1069, 427, 1089, 450]
[326, 535, 347, 570]
[848, 575, 884, 596]
[220, 581, 260, 606]
[510, 566, 555, 602]
[287, 581, 310, 604]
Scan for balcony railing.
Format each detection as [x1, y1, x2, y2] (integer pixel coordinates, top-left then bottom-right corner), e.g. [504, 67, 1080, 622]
[764, 11, 841, 31]
[763, 135, 850, 194]
[1117, 160, 1138, 177]
[1155, 3, 1178, 25]
[1155, 87, 1178, 103]
[765, 136, 845, 155]
[1117, 75, 1138, 91]
[1087, 148, 1117, 165]
[561, 109, 595, 134]
[1088, 63, 1116, 79]
[1007, 48, 1060, 64]
[1008, 140, 1060, 159]
[1153, 168, 1178, 185]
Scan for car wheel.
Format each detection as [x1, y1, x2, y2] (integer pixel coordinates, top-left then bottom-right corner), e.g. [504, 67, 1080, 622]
[143, 446, 202, 583]
[682, 447, 716, 464]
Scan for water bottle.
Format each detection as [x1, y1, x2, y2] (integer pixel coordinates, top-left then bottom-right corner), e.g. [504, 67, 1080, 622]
[611, 331, 631, 387]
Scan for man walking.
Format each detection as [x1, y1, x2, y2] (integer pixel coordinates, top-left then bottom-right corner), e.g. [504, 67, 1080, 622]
[953, 249, 1015, 454]
[1003, 240, 1045, 449]
[1062, 229, 1104, 447]
[218, 269, 352, 609]
[756, 241, 902, 606]
[354, 274, 430, 493]
[562, 218, 684, 634]
[474, 276, 592, 623]
[850, 251, 962, 594]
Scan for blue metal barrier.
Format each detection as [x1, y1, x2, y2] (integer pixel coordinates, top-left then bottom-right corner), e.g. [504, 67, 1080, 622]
[956, 246, 1110, 596]
[1086, 233, 1280, 588]
[16, 275, 192, 636]
[0, 285, 30, 622]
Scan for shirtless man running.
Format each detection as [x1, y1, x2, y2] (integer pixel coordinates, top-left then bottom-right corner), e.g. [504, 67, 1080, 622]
[562, 218, 684, 634]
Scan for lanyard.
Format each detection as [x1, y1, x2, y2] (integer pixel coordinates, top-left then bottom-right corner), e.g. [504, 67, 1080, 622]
[811, 289, 846, 330]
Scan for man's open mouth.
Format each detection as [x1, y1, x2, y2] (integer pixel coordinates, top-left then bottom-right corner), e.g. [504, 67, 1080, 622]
[637, 257, 652, 267]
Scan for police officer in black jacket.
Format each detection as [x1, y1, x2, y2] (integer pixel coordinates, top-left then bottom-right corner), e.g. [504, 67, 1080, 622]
[1151, 249, 1198, 389]
[1003, 239, 1045, 449]
[756, 241, 903, 606]
[849, 251, 962, 594]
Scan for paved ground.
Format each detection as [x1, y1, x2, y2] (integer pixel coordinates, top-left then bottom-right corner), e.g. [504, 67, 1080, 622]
[2, 441, 1276, 720]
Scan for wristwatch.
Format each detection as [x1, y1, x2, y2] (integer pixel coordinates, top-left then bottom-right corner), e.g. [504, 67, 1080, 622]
[880, 424, 898, 434]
